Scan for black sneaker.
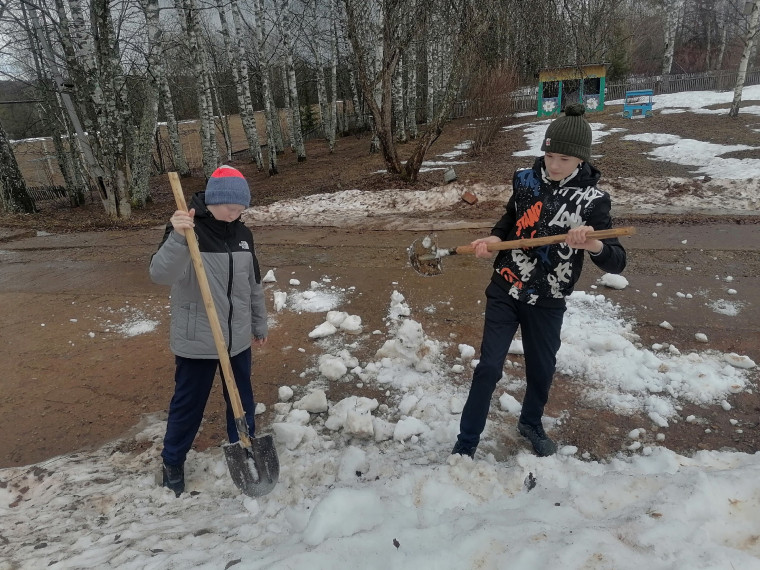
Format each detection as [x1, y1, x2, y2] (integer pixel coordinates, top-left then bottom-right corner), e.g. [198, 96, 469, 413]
[162, 462, 185, 496]
[451, 440, 476, 458]
[517, 421, 557, 457]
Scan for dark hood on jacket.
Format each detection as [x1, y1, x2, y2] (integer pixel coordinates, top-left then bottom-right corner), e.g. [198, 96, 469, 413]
[190, 192, 212, 218]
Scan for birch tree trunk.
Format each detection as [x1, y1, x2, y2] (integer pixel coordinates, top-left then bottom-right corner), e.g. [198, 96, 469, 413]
[92, 0, 131, 216]
[251, 0, 278, 174]
[232, 0, 264, 170]
[0, 120, 35, 213]
[280, 66, 294, 150]
[157, 66, 190, 176]
[405, 17, 418, 140]
[177, 0, 218, 178]
[266, 74, 285, 154]
[347, 61, 364, 129]
[393, 53, 406, 143]
[55, 110, 89, 206]
[315, 60, 330, 139]
[370, 9, 383, 154]
[327, 0, 339, 151]
[131, 0, 163, 207]
[338, 1, 364, 130]
[208, 70, 232, 162]
[52, 0, 97, 140]
[729, 0, 760, 117]
[425, 14, 438, 123]
[130, 81, 159, 206]
[277, 0, 306, 160]
[103, 8, 133, 170]
[285, 62, 306, 159]
[715, 0, 729, 70]
[661, 0, 685, 78]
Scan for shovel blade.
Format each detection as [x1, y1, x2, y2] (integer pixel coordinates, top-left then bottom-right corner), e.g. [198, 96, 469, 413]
[223, 435, 279, 497]
[408, 234, 443, 276]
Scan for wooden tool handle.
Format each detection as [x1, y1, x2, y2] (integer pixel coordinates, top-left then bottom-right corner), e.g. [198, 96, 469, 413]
[456, 226, 636, 255]
[168, 172, 250, 446]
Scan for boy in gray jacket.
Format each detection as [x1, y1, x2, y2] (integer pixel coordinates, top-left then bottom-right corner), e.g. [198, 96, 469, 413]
[149, 165, 268, 496]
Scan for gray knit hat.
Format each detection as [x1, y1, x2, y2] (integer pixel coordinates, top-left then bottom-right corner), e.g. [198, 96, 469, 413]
[540, 103, 592, 162]
[205, 165, 251, 207]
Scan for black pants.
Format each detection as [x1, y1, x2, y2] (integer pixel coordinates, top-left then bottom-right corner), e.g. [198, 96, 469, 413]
[162, 348, 255, 466]
[458, 282, 565, 448]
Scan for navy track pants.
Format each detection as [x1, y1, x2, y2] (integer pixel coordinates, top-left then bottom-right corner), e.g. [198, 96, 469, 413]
[161, 347, 255, 466]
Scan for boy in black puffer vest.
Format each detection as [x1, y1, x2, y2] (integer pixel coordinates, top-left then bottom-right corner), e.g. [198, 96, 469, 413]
[150, 165, 268, 495]
[452, 104, 626, 458]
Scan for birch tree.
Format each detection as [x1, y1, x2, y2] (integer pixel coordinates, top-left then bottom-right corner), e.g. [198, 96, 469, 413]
[392, 52, 405, 143]
[714, 0, 729, 70]
[0, 119, 35, 213]
[130, 0, 163, 207]
[336, 0, 365, 130]
[250, 0, 279, 174]
[662, 0, 686, 76]
[729, 0, 760, 117]
[280, 65, 294, 150]
[156, 59, 190, 176]
[302, 0, 333, 144]
[327, 0, 339, 151]
[91, 0, 131, 215]
[177, 0, 218, 178]
[425, 11, 439, 123]
[207, 59, 233, 163]
[217, 0, 247, 160]
[404, 0, 418, 140]
[277, 0, 306, 160]
[231, 0, 264, 170]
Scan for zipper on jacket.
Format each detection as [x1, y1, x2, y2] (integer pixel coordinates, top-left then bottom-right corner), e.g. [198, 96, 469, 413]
[224, 225, 234, 354]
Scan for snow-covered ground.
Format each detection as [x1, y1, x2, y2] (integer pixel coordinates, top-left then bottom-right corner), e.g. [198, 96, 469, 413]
[2, 87, 759, 569]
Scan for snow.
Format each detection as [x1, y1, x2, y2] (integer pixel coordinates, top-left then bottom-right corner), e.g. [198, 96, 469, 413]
[3, 86, 760, 569]
[598, 272, 629, 290]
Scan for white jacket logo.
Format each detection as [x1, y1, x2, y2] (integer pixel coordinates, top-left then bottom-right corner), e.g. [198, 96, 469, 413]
[239, 241, 250, 250]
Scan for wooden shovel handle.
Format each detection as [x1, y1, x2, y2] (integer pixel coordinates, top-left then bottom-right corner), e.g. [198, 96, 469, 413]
[168, 172, 251, 446]
[456, 226, 636, 255]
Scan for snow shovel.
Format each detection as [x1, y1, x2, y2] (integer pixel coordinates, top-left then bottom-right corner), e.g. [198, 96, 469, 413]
[409, 226, 636, 276]
[168, 172, 279, 497]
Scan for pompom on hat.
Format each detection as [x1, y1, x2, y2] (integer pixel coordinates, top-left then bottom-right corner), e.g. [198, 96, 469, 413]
[540, 103, 592, 162]
[205, 165, 251, 207]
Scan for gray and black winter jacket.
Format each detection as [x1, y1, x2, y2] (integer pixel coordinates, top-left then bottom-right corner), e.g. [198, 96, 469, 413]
[149, 192, 268, 359]
[490, 157, 626, 307]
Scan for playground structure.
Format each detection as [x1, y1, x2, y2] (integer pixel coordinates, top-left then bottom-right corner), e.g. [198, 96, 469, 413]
[623, 89, 654, 118]
[537, 64, 607, 118]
